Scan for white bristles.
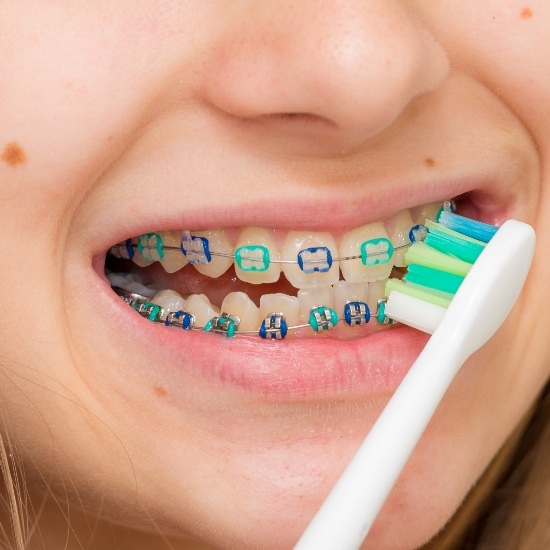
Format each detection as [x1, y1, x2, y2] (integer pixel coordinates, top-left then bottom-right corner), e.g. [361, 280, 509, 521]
[384, 291, 446, 334]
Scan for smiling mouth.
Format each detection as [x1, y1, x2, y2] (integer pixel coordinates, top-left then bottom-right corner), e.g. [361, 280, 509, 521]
[105, 201, 451, 340]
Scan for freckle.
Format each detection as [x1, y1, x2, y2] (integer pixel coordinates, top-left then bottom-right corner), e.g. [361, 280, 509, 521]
[521, 7, 533, 19]
[154, 386, 167, 397]
[1, 142, 27, 167]
[425, 158, 435, 168]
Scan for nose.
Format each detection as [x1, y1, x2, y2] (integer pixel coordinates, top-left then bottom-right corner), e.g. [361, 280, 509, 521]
[204, 0, 448, 146]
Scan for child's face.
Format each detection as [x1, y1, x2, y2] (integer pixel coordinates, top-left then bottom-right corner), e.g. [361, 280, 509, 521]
[1, 2, 549, 548]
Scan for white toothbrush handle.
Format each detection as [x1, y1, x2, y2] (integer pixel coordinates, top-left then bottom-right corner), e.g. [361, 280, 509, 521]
[294, 220, 535, 550]
[294, 333, 465, 550]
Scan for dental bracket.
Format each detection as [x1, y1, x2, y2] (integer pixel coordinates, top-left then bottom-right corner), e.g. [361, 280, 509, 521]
[181, 231, 212, 265]
[376, 299, 394, 325]
[138, 233, 164, 262]
[297, 246, 333, 273]
[344, 301, 370, 326]
[204, 313, 241, 338]
[309, 306, 339, 332]
[165, 310, 196, 330]
[138, 302, 164, 322]
[259, 313, 288, 340]
[110, 239, 135, 260]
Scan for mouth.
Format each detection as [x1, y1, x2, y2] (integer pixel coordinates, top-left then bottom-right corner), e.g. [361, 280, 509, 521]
[91, 190, 512, 398]
[105, 202, 448, 339]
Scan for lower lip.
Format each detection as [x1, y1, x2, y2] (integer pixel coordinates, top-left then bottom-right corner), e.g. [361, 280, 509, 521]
[104, 278, 430, 399]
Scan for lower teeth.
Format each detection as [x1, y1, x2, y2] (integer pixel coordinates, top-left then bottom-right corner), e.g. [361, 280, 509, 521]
[112, 285, 393, 340]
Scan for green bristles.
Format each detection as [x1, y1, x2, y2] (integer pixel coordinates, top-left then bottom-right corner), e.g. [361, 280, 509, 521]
[424, 220, 485, 245]
[385, 211, 499, 314]
[404, 264, 465, 295]
[404, 242, 472, 277]
[424, 223, 485, 264]
[385, 278, 452, 308]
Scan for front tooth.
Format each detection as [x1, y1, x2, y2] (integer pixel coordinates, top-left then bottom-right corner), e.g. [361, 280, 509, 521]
[221, 292, 261, 332]
[159, 231, 189, 273]
[184, 294, 220, 327]
[235, 227, 282, 284]
[339, 223, 394, 283]
[282, 232, 340, 289]
[151, 289, 186, 321]
[182, 229, 233, 278]
[259, 293, 300, 327]
[297, 286, 333, 321]
[385, 211, 414, 267]
[332, 281, 369, 316]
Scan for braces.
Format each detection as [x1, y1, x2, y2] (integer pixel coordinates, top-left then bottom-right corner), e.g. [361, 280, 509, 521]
[114, 286, 394, 340]
[109, 220, 444, 268]
[109, 202, 455, 339]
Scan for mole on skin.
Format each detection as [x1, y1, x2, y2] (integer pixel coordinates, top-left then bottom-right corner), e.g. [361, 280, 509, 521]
[521, 7, 533, 19]
[1, 142, 27, 167]
[154, 386, 168, 397]
[425, 158, 435, 168]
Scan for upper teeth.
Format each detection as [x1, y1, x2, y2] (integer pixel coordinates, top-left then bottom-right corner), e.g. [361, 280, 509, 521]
[110, 203, 443, 289]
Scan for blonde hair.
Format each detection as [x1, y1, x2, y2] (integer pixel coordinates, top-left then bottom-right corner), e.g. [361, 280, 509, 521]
[0, 430, 27, 550]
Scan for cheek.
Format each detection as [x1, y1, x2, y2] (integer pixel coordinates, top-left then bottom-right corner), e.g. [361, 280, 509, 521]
[418, 1, 550, 148]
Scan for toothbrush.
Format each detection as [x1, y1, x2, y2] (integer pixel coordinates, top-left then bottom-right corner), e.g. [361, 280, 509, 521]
[294, 213, 535, 550]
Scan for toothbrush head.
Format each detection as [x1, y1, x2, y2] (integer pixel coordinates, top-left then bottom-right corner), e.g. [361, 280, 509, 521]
[384, 214, 535, 340]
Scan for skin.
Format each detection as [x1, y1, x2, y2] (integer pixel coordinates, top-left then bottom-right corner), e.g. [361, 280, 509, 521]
[1, 1, 549, 548]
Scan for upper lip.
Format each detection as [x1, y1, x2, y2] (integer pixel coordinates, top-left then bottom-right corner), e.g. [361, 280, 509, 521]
[89, 174, 517, 258]
[76, 73, 540, 261]
[89, 190, 519, 274]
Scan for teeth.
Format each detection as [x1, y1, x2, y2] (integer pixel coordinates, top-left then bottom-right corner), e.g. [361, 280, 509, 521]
[235, 227, 282, 284]
[221, 292, 261, 331]
[366, 280, 387, 314]
[259, 293, 300, 327]
[132, 237, 153, 267]
[339, 222, 394, 283]
[332, 281, 369, 315]
[282, 232, 340, 289]
[159, 231, 189, 273]
[184, 294, 220, 327]
[117, 203, 448, 335]
[385, 211, 414, 267]
[297, 286, 333, 321]
[190, 229, 234, 278]
[151, 289, 186, 320]
[412, 203, 441, 225]
[126, 281, 158, 298]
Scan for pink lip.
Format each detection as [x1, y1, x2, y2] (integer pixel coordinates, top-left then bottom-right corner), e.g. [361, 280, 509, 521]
[88, 174, 510, 258]
[103, 277, 430, 398]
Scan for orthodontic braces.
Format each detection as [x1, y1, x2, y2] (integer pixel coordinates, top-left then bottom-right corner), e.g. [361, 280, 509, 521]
[109, 201, 455, 339]
[114, 286, 393, 340]
[109, 211, 454, 268]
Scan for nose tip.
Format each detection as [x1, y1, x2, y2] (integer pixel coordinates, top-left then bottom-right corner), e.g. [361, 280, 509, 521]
[204, 1, 448, 145]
